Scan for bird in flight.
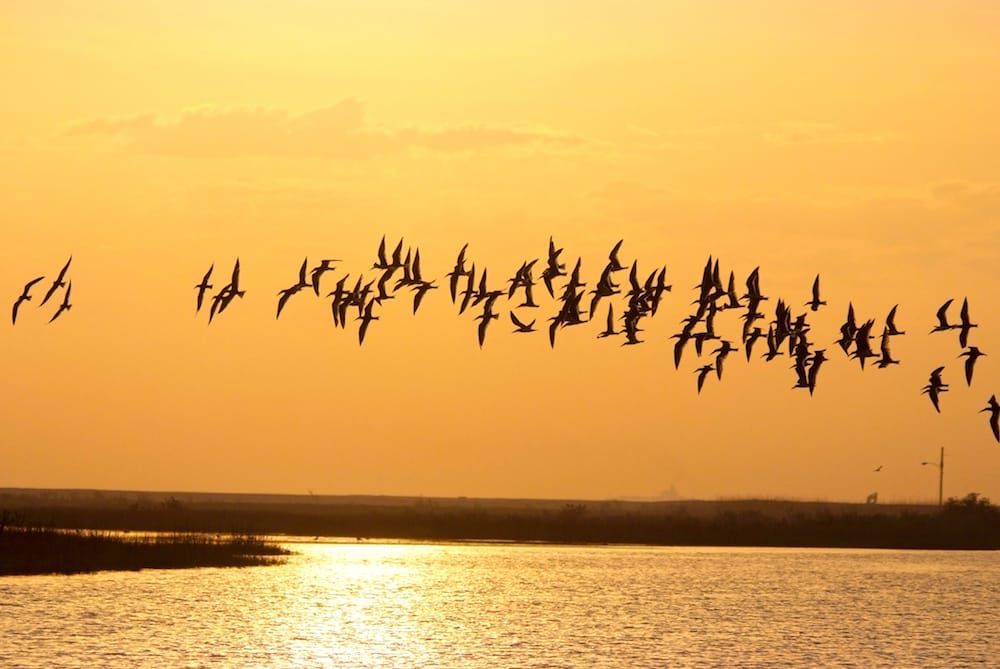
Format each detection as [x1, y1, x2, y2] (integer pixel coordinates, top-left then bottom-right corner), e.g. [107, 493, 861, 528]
[694, 364, 714, 393]
[981, 395, 999, 443]
[209, 259, 245, 322]
[476, 294, 501, 347]
[930, 299, 956, 333]
[194, 265, 214, 313]
[958, 346, 986, 386]
[39, 257, 72, 307]
[597, 304, 618, 339]
[713, 340, 735, 380]
[12, 275, 45, 324]
[276, 257, 311, 319]
[447, 244, 471, 304]
[310, 259, 340, 296]
[921, 366, 948, 413]
[957, 298, 977, 348]
[885, 305, 905, 336]
[541, 237, 566, 297]
[806, 275, 826, 312]
[875, 328, 900, 369]
[48, 282, 73, 323]
[806, 349, 827, 396]
[509, 311, 536, 333]
[873, 465, 883, 473]
[357, 299, 379, 345]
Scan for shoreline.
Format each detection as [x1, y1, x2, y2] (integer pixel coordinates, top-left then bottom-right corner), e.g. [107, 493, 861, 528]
[4, 487, 998, 552]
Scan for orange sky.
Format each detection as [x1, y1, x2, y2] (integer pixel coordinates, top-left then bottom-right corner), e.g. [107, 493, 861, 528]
[1, 1, 998, 502]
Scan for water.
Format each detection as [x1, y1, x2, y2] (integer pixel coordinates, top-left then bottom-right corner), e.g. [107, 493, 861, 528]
[1, 542, 997, 668]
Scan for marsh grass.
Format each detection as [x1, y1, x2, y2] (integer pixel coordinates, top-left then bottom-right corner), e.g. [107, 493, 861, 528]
[0, 525, 289, 576]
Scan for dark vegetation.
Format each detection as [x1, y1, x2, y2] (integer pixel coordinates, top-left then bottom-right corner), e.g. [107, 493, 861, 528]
[0, 510, 288, 576]
[3, 489, 998, 551]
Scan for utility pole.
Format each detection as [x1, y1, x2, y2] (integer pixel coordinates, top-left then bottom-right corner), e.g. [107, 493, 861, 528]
[938, 446, 944, 507]
[921, 447, 945, 506]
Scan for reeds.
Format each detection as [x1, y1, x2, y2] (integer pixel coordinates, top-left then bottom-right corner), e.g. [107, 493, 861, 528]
[0, 526, 289, 576]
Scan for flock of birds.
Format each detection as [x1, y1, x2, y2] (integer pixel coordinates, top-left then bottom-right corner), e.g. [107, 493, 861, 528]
[8, 240, 999, 444]
[10, 257, 74, 325]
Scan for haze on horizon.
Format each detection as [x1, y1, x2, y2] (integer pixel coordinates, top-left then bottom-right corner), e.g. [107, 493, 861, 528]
[1, 1, 998, 502]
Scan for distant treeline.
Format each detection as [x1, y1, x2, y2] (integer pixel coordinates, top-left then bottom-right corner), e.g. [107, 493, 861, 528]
[3, 493, 998, 550]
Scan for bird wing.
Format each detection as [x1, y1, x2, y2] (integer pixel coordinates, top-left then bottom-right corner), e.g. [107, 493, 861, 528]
[376, 236, 387, 265]
[276, 289, 293, 319]
[294, 258, 307, 285]
[55, 257, 72, 283]
[39, 280, 61, 306]
[936, 299, 953, 328]
[510, 311, 530, 330]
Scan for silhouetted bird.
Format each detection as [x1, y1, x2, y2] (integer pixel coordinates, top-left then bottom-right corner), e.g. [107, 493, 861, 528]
[372, 235, 390, 270]
[597, 305, 618, 338]
[607, 239, 626, 272]
[458, 264, 477, 315]
[744, 327, 764, 361]
[921, 367, 948, 413]
[410, 280, 436, 315]
[476, 294, 501, 347]
[807, 349, 827, 396]
[194, 265, 213, 313]
[931, 299, 956, 333]
[357, 299, 378, 345]
[981, 395, 1000, 443]
[447, 244, 471, 303]
[836, 303, 857, 354]
[873, 465, 883, 473]
[48, 282, 72, 323]
[722, 271, 741, 310]
[806, 275, 826, 311]
[508, 259, 539, 308]
[957, 298, 977, 348]
[763, 325, 783, 362]
[875, 328, 900, 369]
[851, 320, 877, 369]
[672, 331, 691, 369]
[226, 258, 246, 303]
[276, 257, 311, 319]
[695, 364, 714, 393]
[39, 256, 72, 307]
[327, 275, 351, 327]
[510, 311, 535, 333]
[958, 346, 985, 386]
[713, 340, 735, 379]
[541, 237, 566, 297]
[885, 304, 905, 336]
[12, 276, 45, 324]
[310, 259, 340, 296]
[650, 267, 671, 315]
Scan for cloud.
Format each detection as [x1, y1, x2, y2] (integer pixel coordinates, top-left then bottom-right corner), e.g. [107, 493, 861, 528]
[66, 99, 584, 158]
[760, 121, 901, 146]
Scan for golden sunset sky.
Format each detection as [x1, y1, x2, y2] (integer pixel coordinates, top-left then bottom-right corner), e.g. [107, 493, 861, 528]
[2, 1, 998, 502]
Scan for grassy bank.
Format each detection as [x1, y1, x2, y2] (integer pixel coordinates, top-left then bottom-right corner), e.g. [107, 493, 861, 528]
[0, 525, 289, 576]
[3, 489, 998, 550]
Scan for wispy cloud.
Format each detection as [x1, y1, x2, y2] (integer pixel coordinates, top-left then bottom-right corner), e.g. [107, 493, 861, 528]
[66, 99, 584, 158]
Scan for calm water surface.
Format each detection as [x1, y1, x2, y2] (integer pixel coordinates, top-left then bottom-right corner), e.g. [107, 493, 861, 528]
[2, 542, 997, 668]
